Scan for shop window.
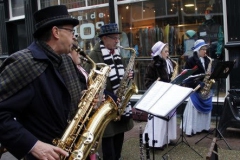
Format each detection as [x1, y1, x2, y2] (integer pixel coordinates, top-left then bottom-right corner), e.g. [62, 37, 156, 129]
[69, 6, 109, 54]
[117, 0, 224, 95]
[60, 0, 85, 9]
[40, 0, 59, 8]
[9, 0, 24, 19]
[87, 0, 109, 6]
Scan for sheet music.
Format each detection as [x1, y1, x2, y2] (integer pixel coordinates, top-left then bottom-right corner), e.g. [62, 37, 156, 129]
[135, 81, 193, 118]
[149, 84, 193, 117]
[134, 81, 172, 111]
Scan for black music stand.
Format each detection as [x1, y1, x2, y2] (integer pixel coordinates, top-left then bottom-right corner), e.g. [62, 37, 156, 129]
[195, 61, 235, 149]
[155, 111, 176, 160]
[162, 74, 207, 159]
[162, 95, 203, 160]
[134, 81, 202, 159]
[140, 106, 176, 160]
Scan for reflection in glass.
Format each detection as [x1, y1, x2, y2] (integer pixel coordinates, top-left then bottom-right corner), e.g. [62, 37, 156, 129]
[60, 0, 85, 9]
[11, 0, 24, 17]
[40, 0, 58, 8]
[87, 0, 109, 6]
[117, 0, 224, 94]
[69, 7, 109, 54]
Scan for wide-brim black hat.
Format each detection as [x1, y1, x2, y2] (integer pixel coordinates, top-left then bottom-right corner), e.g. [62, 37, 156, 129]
[33, 5, 79, 38]
[98, 23, 122, 37]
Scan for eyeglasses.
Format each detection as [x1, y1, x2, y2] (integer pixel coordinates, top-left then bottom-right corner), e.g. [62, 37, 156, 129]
[58, 27, 75, 35]
[200, 48, 207, 51]
[106, 35, 120, 41]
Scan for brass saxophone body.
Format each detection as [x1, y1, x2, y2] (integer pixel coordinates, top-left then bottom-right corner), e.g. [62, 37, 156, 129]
[169, 58, 179, 81]
[199, 55, 215, 99]
[53, 48, 118, 160]
[115, 46, 138, 120]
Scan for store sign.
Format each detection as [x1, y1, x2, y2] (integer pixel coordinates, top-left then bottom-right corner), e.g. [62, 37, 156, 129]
[77, 12, 105, 39]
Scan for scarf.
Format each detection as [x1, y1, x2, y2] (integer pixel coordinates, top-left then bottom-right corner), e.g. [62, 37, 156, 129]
[100, 43, 124, 93]
[190, 91, 213, 113]
[166, 59, 174, 74]
[38, 41, 84, 119]
[100, 42, 132, 117]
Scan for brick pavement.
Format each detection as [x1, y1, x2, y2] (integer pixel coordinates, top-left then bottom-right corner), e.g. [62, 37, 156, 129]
[1, 117, 240, 160]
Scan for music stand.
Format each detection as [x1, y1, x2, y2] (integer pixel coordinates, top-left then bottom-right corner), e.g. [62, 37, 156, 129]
[134, 81, 202, 159]
[145, 112, 175, 160]
[195, 61, 235, 149]
[162, 86, 203, 160]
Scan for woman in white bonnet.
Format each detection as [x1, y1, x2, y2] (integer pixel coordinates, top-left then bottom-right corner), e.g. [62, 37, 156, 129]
[145, 41, 176, 87]
[181, 39, 213, 136]
[143, 41, 177, 150]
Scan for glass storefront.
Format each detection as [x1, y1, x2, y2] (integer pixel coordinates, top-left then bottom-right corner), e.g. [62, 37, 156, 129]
[21, 0, 227, 96]
[70, 7, 110, 54]
[10, 0, 24, 17]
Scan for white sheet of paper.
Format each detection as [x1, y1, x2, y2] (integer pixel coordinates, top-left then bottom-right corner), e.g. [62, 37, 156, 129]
[134, 81, 172, 111]
[149, 84, 193, 117]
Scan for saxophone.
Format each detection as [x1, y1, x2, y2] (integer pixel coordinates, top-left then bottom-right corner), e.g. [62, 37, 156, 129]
[170, 58, 179, 81]
[199, 55, 215, 99]
[115, 46, 138, 120]
[53, 48, 118, 160]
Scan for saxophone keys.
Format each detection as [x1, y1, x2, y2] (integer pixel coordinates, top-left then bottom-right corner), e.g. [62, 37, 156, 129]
[82, 131, 94, 144]
[71, 149, 83, 160]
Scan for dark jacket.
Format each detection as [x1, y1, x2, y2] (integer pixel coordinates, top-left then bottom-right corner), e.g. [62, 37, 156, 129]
[184, 52, 210, 88]
[144, 56, 176, 89]
[84, 42, 134, 138]
[0, 42, 84, 159]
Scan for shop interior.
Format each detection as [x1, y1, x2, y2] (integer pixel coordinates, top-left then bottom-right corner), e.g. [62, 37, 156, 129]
[117, 0, 224, 93]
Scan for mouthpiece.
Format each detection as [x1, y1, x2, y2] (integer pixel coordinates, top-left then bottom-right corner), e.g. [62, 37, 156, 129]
[76, 48, 87, 58]
[117, 45, 124, 49]
[80, 57, 90, 64]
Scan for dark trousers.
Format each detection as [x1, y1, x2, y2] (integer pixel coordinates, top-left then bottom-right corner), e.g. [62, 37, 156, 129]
[102, 132, 124, 160]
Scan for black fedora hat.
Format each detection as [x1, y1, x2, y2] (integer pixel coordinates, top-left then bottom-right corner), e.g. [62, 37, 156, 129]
[33, 5, 79, 38]
[98, 23, 122, 37]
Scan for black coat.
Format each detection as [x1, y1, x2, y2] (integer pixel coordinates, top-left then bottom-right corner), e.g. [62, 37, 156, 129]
[144, 56, 176, 89]
[184, 52, 211, 88]
[0, 42, 85, 159]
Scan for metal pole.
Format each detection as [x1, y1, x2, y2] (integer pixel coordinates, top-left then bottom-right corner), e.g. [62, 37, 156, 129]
[109, 0, 115, 23]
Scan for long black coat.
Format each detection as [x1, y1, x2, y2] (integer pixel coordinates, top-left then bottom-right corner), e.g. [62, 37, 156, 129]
[144, 56, 176, 89]
[0, 42, 85, 159]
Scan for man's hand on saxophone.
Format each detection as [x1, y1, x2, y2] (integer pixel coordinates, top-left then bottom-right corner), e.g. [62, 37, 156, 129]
[128, 69, 134, 79]
[92, 93, 106, 110]
[30, 140, 69, 160]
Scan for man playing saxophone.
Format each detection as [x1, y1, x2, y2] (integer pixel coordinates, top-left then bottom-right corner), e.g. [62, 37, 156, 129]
[0, 5, 87, 160]
[181, 39, 214, 136]
[84, 23, 134, 160]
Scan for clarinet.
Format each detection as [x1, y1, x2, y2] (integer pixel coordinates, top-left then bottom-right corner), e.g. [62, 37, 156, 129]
[145, 133, 151, 160]
[139, 126, 144, 160]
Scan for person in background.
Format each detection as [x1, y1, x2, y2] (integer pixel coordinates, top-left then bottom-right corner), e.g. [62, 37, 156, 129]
[69, 40, 101, 160]
[181, 39, 213, 136]
[143, 41, 177, 150]
[197, 6, 224, 59]
[84, 23, 134, 160]
[0, 5, 84, 160]
[69, 40, 89, 83]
